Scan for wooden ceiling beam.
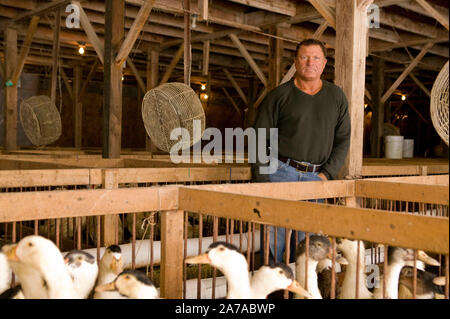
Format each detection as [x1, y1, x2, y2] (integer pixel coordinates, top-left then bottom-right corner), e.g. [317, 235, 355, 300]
[227, 0, 297, 16]
[379, 8, 448, 39]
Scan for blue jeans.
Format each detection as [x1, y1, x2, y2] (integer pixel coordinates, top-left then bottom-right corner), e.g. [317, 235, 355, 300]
[259, 159, 324, 264]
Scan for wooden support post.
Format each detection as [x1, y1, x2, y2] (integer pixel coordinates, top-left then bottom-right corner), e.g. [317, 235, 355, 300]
[4, 27, 18, 151]
[335, 0, 370, 179]
[102, 169, 119, 246]
[146, 49, 159, 154]
[268, 25, 282, 90]
[73, 65, 82, 148]
[103, 0, 124, 159]
[370, 57, 384, 158]
[198, 0, 208, 21]
[202, 40, 210, 76]
[183, 0, 191, 86]
[50, 8, 61, 106]
[160, 209, 184, 298]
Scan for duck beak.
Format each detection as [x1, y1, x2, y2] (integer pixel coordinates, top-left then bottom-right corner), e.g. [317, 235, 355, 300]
[417, 250, 440, 266]
[336, 255, 348, 265]
[433, 276, 446, 286]
[111, 256, 123, 275]
[287, 280, 312, 299]
[185, 253, 211, 265]
[95, 281, 116, 293]
[3, 244, 19, 262]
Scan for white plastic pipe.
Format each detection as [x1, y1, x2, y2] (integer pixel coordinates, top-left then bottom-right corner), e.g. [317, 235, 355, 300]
[65, 230, 261, 269]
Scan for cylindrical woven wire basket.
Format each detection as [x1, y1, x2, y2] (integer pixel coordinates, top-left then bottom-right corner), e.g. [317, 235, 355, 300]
[430, 61, 449, 146]
[19, 95, 62, 146]
[141, 82, 205, 153]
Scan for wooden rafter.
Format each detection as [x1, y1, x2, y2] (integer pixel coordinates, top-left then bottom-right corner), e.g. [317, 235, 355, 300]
[10, 15, 39, 85]
[159, 43, 184, 85]
[72, 1, 104, 64]
[79, 59, 100, 99]
[409, 73, 431, 97]
[415, 0, 449, 31]
[223, 68, 248, 105]
[115, 0, 155, 65]
[221, 87, 242, 118]
[381, 42, 434, 103]
[307, 0, 336, 29]
[229, 33, 267, 87]
[59, 67, 74, 103]
[127, 56, 146, 93]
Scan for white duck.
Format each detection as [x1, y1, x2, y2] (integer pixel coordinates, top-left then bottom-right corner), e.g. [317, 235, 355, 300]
[95, 270, 159, 299]
[185, 242, 311, 299]
[94, 245, 124, 299]
[0, 252, 12, 295]
[336, 238, 374, 299]
[250, 262, 311, 299]
[2, 235, 81, 299]
[2, 243, 49, 299]
[294, 235, 332, 299]
[64, 250, 99, 298]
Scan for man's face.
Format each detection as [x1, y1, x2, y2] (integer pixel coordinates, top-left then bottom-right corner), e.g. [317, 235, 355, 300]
[294, 44, 327, 82]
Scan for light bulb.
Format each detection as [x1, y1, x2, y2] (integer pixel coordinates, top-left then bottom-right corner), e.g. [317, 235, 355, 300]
[78, 46, 85, 55]
[201, 84, 206, 91]
[401, 95, 406, 101]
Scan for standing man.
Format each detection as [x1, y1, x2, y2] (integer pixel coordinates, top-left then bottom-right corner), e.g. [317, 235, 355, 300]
[252, 39, 351, 263]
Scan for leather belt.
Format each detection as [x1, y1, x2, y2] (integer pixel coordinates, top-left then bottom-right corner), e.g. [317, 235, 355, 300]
[278, 156, 321, 173]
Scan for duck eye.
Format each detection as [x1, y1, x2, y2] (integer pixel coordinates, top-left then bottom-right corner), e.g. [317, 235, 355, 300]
[28, 242, 33, 247]
[219, 247, 225, 251]
[317, 243, 322, 247]
[279, 270, 284, 275]
[78, 256, 83, 261]
[125, 275, 130, 280]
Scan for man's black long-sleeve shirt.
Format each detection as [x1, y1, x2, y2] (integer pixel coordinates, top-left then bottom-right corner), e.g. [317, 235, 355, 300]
[252, 79, 351, 181]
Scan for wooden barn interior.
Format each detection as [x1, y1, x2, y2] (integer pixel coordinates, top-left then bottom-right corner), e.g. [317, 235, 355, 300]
[0, 0, 448, 300]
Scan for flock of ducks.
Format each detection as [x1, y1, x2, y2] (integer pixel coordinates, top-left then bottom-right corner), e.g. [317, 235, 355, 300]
[0, 235, 157, 299]
[0, 235, 447, 299]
